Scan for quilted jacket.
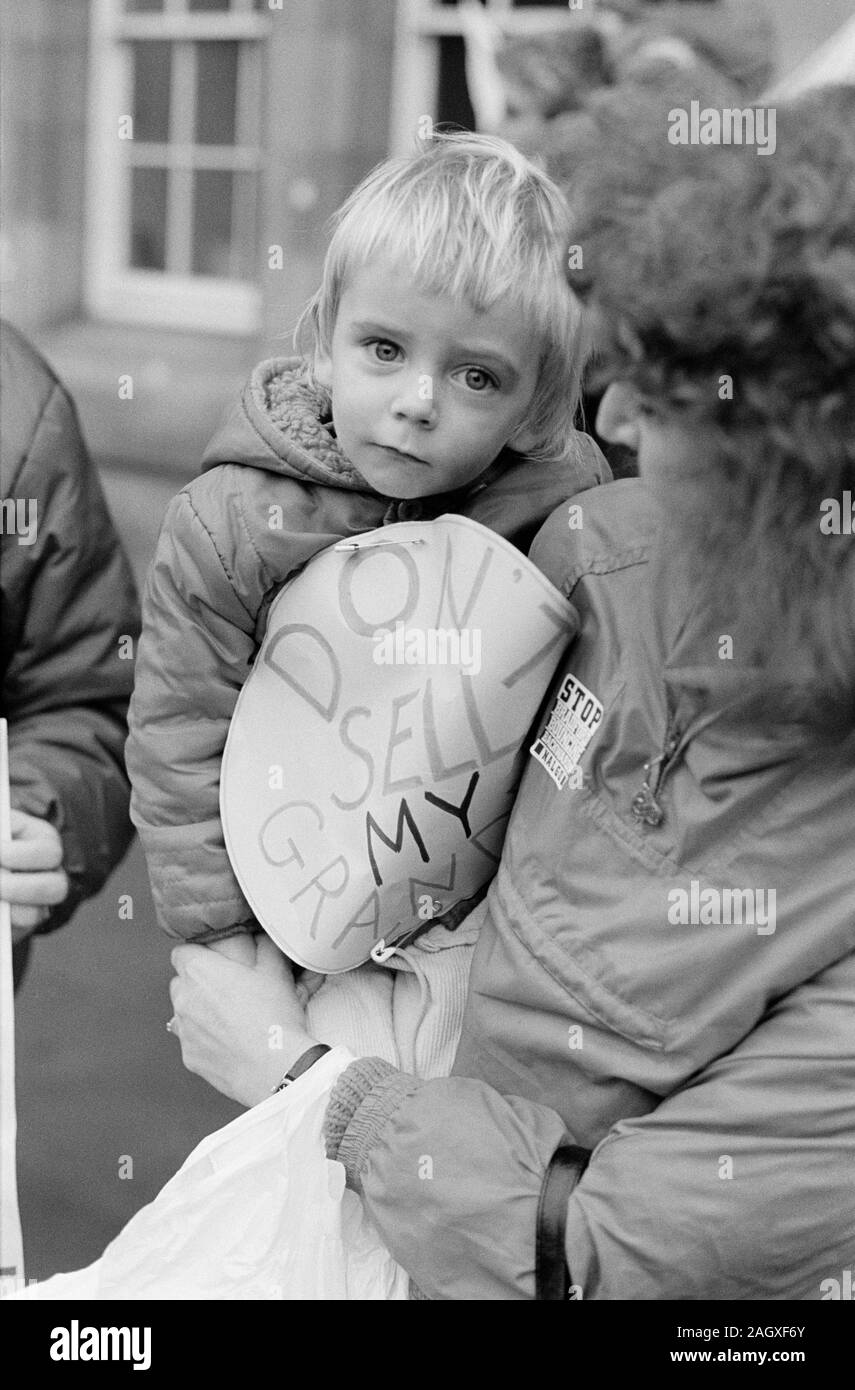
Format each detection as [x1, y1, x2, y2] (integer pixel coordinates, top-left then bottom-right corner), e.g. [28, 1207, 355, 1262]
[0, 319, 139, 932]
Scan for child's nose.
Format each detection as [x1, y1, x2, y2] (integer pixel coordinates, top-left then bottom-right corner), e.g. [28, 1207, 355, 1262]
[596, 382, 642, 451]
[389, 372, 437, 427]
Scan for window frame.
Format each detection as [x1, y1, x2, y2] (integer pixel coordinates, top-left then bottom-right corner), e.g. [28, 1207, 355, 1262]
[388, 0, 599, 153]
[85, 0, 271, 334]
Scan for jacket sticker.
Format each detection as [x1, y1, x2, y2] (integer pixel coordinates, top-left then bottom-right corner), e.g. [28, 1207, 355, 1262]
[530, 673, 603, 790]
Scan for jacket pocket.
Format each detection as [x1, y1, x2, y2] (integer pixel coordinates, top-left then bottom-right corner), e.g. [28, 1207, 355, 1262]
[496, 860, 671, 1051]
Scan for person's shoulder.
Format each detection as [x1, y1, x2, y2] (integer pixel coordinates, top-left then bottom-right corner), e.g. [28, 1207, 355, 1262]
[181, 457, 333, 546]
[174, 460, 374, 609]
[490, 430, 610, 503]
[568, 428, 611, 488]
[0, 318, 57, 391]
[528, 477, 656, 592]
[0, 319, 72, 490]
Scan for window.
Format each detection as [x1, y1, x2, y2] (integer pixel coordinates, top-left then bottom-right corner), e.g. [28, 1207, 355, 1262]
[389, 0, 586, 150]
[86, 0, 271, 333]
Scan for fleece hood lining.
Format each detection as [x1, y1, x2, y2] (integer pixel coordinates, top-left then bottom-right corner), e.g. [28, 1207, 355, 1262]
[244, 356, 365, 488]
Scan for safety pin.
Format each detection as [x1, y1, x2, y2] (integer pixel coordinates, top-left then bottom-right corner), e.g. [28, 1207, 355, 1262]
[370, 938, 398, 963]
[334, 537, 427, 551]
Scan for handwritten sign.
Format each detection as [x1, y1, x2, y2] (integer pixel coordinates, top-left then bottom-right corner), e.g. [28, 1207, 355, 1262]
[221, 515, 576, 971]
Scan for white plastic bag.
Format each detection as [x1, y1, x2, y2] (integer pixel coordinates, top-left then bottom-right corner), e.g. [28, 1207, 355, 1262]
[11, 1047, 409, 1301]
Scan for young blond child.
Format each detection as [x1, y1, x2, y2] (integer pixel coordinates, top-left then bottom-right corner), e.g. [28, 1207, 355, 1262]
[127, 132, 608, 1086]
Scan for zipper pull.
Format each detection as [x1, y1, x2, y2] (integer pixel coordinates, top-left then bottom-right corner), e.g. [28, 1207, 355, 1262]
[631, 754, 665, 827]
[370, 938, 398, 964]
[631, 783, 664, 827]
[630, 719, 682, 828]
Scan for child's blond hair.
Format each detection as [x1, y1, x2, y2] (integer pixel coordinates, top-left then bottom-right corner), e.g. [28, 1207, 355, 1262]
[296, 130, 587, 464]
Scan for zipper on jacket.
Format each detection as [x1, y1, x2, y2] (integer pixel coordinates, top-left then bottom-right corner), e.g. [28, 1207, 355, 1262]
[631, 715, 682, 827]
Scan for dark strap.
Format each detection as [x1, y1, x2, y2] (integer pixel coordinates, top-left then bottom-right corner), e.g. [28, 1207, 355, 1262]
[535, 1138, 589, 1300]
[286, 1042, 331, 1082]
[380, 882, 491, 956]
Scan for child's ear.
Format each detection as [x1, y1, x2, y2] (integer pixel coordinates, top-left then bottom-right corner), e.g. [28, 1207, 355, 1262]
[313, 348, 333, 390]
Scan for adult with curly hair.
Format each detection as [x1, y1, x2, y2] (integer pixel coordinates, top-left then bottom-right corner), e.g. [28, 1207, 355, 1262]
[169, 83, 855, 1300]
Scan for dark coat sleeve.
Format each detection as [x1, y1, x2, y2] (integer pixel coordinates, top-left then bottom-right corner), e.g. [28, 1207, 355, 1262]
[1, 335, 140, 932]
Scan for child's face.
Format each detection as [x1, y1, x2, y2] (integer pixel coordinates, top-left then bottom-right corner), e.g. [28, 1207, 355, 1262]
[314, 258, 541, 499]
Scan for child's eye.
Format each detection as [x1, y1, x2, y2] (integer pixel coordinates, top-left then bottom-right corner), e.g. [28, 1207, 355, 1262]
[368, 340, 402, 363]
[457, 366, 497, 393]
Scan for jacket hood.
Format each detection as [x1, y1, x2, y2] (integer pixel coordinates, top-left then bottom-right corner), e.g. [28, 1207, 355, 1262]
[202, 356, 367, 490]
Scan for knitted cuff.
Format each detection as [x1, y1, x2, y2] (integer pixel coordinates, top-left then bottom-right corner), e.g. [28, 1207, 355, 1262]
[323, 1057, 396, 1165]
[324, 1057, 421, 1194]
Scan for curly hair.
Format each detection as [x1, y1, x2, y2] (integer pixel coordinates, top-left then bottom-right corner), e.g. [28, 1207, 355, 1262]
[562, 82, 855, 732]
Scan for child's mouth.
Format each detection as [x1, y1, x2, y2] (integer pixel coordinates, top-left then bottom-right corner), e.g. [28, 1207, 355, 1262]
[376, 444, 428, 467]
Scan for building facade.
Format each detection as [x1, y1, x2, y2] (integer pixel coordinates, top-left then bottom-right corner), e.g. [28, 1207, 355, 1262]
[1, 0, 852, 474]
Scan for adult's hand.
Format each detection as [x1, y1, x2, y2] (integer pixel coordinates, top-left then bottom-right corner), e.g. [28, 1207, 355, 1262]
[0, 808, 69, 940]
[169, 935, 318, 1106]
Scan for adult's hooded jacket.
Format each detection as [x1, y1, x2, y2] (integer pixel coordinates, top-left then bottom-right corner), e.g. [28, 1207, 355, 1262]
[323, 477, 855, 1301]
